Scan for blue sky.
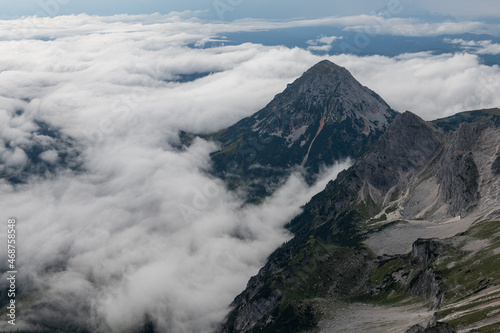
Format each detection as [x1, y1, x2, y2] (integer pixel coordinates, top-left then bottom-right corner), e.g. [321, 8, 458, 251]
[2, 0, 500, 20]
[1, 0, 383, 19]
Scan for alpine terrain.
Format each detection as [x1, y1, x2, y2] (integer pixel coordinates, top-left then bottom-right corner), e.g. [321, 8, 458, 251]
[212, 61, 500, 333]
[207, 60, 397, 201]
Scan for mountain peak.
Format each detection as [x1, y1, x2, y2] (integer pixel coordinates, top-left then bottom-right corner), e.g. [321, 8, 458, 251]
[259, 60, 397, 137]
[305, 59, 349, 75]
[210, 60, 397, 200]
[286, 60, 355, 95]
[306, 59, 349, 73]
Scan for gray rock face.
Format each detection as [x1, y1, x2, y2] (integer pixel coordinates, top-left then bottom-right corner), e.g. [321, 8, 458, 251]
[405, 322, 457, 333]
[359, 110, 499, 220]
[425, 323, 458, 333]
[411, 240, 445, 308]
[405, 324, 426, 333]
[227, 292, 281, 332]
[438, 122, 482, 216]
[493, 154, 500, 175]
[220, 262, 282, 333]
[412, 239, 444, 267]
[356, 111, 443, 195]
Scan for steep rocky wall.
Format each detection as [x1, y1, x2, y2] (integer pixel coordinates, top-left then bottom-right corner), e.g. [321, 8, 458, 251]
[437, 122, 483, 216]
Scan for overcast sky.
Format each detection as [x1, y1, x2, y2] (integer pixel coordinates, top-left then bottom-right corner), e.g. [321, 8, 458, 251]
[1, 0, 500, 20]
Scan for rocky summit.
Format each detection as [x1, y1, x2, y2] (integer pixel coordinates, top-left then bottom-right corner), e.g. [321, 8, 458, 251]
[212, 60, 500, 333]
[208, 60, 397, 201]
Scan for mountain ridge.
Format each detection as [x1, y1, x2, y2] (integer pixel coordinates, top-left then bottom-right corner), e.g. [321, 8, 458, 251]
[207, 60, 500, 332]
[218, 108, 500, 333]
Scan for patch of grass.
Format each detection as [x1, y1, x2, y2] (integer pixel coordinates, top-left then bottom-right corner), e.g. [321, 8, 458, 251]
[249, 234, 374, 332]
[365, 220, 408, 234]
[436, 224, 500, 305]
[350, 254, 421, 306]
[385, 204, 398, 214]
[370, 257, 406, 283]
[357, 290, 410, 306]
[484, 108, 500, 116]
[471, 321, 500, 333]
[468, 220, 500, 240]
[427, 220, 500, 329]
[352, 195, 381, 221]
[369, 214, 387, 223]
[254, 303, 318, 333]
[447, 305, 500, 328]
[389, 190, 400, 203]
[438, 293, 500, 319]
[278, 239, 364, 301]
[432, 108, 500, 132]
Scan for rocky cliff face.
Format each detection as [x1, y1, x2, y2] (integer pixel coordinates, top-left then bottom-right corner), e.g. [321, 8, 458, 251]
[355, 111, 444, 203]
[352, 109, 499, 221]
[209, 60, 397, 200]
[411, 239, 445, 308]
[217, 108, 500, 333]
[437, 122, 482, 216]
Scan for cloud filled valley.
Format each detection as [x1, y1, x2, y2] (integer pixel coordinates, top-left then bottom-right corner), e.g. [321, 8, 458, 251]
[1, 13, 500, 332]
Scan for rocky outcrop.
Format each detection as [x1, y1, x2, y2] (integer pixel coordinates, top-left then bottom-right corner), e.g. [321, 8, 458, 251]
[493, 154, 500, 175]
[221, 262, 283, 333]
[410, 239, 446, 308]
[405, 319, 457, 333]
[405, 322, 457, 333]
[411, 239, 445, 267]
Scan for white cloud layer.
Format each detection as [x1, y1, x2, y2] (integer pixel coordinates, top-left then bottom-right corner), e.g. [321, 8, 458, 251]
[1, 13, 500, 332]
[1, 12, 500, 41]
[332, 52, 500, 119]
[342, 17, 500, 37]
[445, 38, 500, 55]
[307, 35, 342, 52]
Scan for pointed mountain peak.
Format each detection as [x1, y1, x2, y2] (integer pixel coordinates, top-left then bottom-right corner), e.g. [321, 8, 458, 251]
[210, 60, 398, 200]
[305, 59, 349, 74]
[303, 59, 352, 78]
[286, 60, 355, 94]
[257, 60, 397, 137]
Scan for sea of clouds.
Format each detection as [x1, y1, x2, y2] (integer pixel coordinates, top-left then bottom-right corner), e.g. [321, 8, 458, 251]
[1, 12, 500, 332]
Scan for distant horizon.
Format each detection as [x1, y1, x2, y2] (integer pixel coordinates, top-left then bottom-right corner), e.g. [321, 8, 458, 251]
[2, 0, 500, 21]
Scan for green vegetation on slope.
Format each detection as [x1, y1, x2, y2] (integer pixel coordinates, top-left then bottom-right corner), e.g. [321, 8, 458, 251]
[432, 108, 500, 132]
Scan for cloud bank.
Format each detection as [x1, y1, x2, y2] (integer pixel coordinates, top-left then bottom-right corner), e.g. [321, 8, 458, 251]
[1, 13, 500, 332]
[445, 38, 500, 55]
[307, 35, 342, 52]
